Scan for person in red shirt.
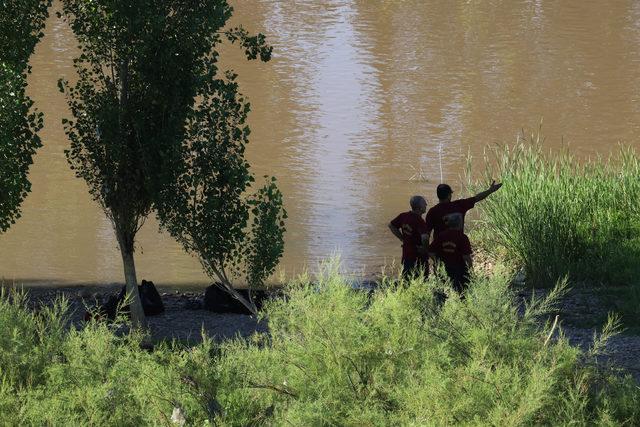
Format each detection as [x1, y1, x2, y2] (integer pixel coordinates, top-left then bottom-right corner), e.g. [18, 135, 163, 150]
[428, 213, 472, 294]
[425, 180, 502, 240]
[388, 195, 428, 277]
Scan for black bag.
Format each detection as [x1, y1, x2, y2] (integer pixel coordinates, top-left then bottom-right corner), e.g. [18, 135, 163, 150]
[139, 280, 164, 316]
[83, 287, 124, 321]
[84, 280, 164, 321]
[203, 284, 267, 314]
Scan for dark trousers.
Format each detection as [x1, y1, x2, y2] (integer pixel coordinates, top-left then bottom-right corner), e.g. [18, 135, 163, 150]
[445, 264, 470, 294]
[402, 258, 428, 279]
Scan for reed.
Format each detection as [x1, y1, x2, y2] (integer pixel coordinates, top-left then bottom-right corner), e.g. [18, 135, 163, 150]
[470, 134, 640, 288]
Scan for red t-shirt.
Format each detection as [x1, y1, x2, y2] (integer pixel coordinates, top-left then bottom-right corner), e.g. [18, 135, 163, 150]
[390, 211, 428, 262]
[425, 197, 476, 239]
[428, 229, 472, 269]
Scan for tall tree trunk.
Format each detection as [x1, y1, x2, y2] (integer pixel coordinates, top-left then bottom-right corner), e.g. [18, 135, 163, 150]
[117, 230, 146, 328]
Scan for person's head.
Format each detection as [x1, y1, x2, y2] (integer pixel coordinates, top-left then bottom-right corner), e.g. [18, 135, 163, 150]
[444, 213, 463, 230]
[409, 195, 427, 214]
[437, 183, 453, 202]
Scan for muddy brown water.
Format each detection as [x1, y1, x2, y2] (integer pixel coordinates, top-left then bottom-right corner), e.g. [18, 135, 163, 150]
[2, 0, 640, 287]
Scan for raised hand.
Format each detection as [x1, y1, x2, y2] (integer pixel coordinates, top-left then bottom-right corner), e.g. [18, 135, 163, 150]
[489, 180, 503, 192]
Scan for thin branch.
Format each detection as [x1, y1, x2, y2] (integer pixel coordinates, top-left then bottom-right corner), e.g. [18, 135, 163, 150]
[313, 319, 360, 396]
[247, 381, 298, 398]
[463, 373, 505, 402]
[544, 315, 559, 347]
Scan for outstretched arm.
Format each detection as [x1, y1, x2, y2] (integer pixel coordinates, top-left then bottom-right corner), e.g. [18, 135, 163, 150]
[474, 180, 502, 202]
[388, 223, 403, 241]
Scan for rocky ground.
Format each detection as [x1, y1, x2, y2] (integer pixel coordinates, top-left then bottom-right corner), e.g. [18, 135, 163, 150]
[13, 285, 267, 343]
[8, 282, 640, 382]
[561, 327, 640, 382]
[515, 286, 640, 382]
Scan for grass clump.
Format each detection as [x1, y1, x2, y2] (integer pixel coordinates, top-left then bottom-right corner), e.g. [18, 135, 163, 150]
[2, 265, 639, 425]
[470, 133, 640, 293]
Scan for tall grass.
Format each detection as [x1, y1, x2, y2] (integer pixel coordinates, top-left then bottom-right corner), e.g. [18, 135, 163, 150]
[470, 133, 640, 290]
[1, 266, 639, 425]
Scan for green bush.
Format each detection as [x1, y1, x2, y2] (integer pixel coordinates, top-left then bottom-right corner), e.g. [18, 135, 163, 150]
[471, 135, 640, 289]
[0, 289, 218, 425]
[2, 265, 639, 425]
[0, 289, 68, 388]
[215, 264, 639, 425]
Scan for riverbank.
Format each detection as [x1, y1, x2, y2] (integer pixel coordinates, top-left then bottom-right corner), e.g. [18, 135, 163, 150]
[9, 280, 640, 383]
[514, 286, 640, 382]
[3, 268, 640, 425]
[10, 285, 267, 343]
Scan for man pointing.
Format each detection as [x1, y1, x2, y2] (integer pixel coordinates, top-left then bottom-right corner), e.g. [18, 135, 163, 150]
[425, 180, 502, 240]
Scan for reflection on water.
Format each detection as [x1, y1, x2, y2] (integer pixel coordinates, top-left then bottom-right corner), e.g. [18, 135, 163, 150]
[2, 0, 640, 285]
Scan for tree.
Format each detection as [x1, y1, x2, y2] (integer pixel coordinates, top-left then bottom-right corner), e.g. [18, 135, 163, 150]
[156, 73, 287, 315]
[57, 0, 274, 326]
[0, 0, 51, 233]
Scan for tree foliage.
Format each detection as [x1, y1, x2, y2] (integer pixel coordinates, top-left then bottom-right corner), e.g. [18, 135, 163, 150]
[156, 69, 287, 315]
[0, 0, 50, 70]
[246, 178, 287, 291]
[58, 0, 235, 245]
[57, 0, 282, 320]
[0, 0, 51, 233]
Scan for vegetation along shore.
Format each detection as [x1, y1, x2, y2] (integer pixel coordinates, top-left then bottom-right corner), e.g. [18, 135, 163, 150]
[2, 0, 640, 425]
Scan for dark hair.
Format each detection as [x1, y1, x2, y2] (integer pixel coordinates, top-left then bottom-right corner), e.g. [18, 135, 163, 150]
[437, 183, 453, 200]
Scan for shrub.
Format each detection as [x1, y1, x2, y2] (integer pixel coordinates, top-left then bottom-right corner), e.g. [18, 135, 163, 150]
[2, 265, 639, 425]
[0, 289, 217, 425]
[0, 288, 66, 387]
[214, 263, 640, 425]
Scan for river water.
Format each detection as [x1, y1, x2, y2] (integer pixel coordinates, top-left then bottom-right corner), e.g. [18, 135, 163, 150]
[2, 0, 640, 286]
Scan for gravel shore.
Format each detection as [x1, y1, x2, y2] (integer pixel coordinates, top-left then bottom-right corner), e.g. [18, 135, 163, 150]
[11, 285, 267, 343]
[516, 287, 640, 382]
